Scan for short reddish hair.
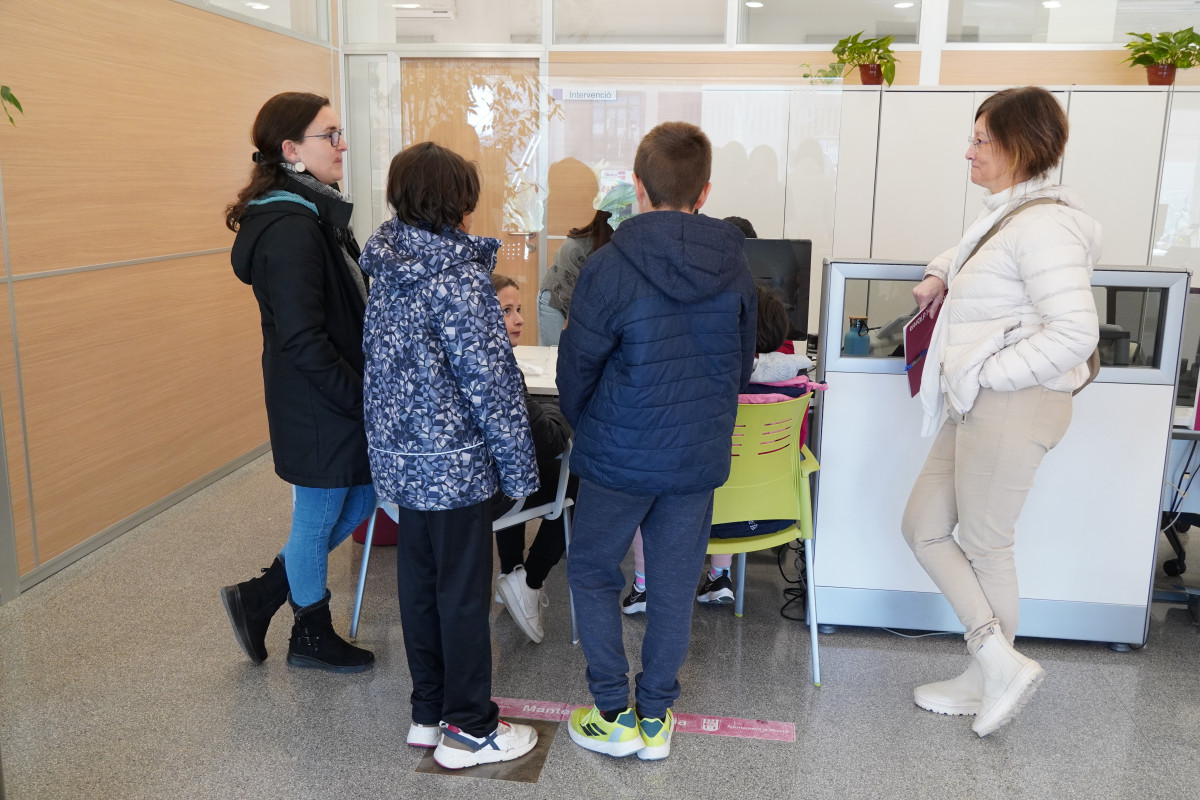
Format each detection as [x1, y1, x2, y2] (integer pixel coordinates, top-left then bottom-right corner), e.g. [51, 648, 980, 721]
[976, 87, 1068, 184]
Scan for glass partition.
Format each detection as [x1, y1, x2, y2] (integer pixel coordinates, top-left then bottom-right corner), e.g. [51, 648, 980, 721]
[344, 55, 548, 321]
[345, 61, 844, 344]
[344, 0, 542, 45]
[822, 261, 1186, 383]
[345, 54, 401, 241]
[840, 278, 919, 358]
[179, 0, 330, 40]
[554, 0, 726, 44]
[738, 0, 922, 45]
[948, 0, 1200, 44]
[835, 281, 1173, 364]
[1092, 285, 1167, 369]
[543, 81, 843, 340]
[1152, 90, 1200, 270]
[1178, 289, 1200, 407]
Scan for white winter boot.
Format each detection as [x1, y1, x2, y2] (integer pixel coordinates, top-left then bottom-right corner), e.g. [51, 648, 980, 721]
[914, 659, 984, 716]
[970, 626, 1045, 737]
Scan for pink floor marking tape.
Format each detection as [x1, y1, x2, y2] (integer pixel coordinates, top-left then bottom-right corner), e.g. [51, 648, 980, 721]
[492, 697, 795, 743]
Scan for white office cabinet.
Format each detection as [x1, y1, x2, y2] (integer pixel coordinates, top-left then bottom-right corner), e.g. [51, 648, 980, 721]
[1061, 90, 1168, 267]
[871, 90, 975, 262]
[814, 260, 1187, 647]
[831, 89, 881, 260]
[1152, 87, 1200, 271]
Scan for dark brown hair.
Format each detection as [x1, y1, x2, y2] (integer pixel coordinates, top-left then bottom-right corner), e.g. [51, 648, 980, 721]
[225, 92, 330, 231]
[723, 216, 757, 238]
[755, 286, 790, 354]
[567, 209, 614, 252]
[633, 121, 712, 210]
[490, 272, 518, 294]
[386, 142, 480, 232]
[975, 86, 1068, 184]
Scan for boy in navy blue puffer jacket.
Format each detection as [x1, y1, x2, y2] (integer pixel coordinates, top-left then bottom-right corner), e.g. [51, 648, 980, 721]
[557, 122, 757, 761]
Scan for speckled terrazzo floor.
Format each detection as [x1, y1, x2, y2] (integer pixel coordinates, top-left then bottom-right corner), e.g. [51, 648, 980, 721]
[1, 454, 1198, 800]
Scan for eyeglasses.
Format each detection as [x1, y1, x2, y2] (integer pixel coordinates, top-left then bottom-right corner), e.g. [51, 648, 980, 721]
[966, 136, 994, 150]
[303, 129, 344, 148]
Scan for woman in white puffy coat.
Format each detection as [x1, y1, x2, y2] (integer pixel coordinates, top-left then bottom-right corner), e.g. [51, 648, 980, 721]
[900, 87, 1100, 738]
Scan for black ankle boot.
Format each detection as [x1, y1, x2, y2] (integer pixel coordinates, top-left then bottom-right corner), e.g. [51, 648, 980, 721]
[221, 557, 290, 665]
[287, 591, 375, 674]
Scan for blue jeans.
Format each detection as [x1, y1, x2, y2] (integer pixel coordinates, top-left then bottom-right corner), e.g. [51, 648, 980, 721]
[566, 479, 714, 719]
[282, 484, 376, 606]
[538, 290, 566, 346]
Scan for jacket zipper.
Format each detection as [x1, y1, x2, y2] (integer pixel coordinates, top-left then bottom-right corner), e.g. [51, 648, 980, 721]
[940, 362, 966, 422]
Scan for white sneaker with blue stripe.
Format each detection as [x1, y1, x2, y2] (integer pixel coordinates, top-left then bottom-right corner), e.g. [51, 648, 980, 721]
[432, 720, 538, 769]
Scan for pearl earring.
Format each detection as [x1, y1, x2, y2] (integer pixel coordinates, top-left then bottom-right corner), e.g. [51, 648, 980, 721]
[295, 161, 306, 173]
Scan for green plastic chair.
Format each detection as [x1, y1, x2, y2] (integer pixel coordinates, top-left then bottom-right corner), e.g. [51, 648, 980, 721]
[709, 393, 821, 686]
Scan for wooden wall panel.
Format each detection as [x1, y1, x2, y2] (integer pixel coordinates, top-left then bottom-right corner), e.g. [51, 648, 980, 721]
[13, 254, 267, 563]
[0, 289, 35, 575]
[0, 0, 335, 274]
[549, 51, 921, 85]
[940, 50, 1200, 88]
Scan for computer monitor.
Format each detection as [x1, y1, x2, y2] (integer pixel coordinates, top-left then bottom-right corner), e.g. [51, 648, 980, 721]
[743, 238, 812, 340]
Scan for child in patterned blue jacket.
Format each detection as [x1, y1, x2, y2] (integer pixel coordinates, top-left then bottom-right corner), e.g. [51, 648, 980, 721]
[359, 142, 540, 771]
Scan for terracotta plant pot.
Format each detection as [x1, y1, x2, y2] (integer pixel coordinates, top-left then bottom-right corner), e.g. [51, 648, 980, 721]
[858, 64, 884, 85]
[1146, 65, 1177, 85]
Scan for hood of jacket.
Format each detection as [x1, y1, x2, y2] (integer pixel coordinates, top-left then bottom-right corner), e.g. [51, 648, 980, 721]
[358, 216, 502, 290]
[231, 179, 353, 285]
[602, 211, 747, 304]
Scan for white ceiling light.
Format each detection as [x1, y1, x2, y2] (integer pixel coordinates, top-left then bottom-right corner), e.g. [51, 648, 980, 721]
[244, 2, 270, 9]
[746, 2, 764, 7]
[393, 3, 421, 8]
[894, 2, 915, 7]
[1042, 1, 1062, 7]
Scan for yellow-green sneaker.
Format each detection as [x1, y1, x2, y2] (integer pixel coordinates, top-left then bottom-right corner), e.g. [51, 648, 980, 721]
[568, 706, 643, 758]
[636, 708, 675, 761]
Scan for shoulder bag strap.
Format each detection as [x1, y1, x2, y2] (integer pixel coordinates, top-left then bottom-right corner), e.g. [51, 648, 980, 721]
[964, 197, 1065, 264]
[963, 197, 1099, 395]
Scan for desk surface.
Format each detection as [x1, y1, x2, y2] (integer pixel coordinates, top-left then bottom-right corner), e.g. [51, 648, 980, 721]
[515, 345, 558, 395]
[1173, 405, 1200, 440]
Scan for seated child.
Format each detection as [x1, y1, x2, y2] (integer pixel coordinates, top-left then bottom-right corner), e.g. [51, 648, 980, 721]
[490, 273, 576, 644]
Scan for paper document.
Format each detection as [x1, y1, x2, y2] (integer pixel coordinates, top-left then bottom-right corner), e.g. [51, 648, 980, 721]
[903, 298, 943, 398]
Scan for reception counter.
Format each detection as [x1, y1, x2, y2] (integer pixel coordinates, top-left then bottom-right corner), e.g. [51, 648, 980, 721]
[812, 259, 1187, 648]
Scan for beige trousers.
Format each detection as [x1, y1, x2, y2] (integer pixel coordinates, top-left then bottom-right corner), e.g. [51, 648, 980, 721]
[901, 386, 1072, 653]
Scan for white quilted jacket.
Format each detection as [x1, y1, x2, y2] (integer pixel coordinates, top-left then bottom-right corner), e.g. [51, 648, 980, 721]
[919, 178, 1101, 436]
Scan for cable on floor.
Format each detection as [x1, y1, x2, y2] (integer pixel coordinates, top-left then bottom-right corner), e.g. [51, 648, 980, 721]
[776, 541, 806, 621]
[882, 628, 958, 639]
[1162, 439, 1198, 533]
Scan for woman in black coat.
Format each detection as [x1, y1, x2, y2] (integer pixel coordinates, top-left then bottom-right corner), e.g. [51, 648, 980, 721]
[220, 92, 375, 674]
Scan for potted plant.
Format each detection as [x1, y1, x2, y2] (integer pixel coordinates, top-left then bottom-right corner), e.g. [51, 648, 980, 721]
[832, 32, 897, 87]
[1121, 27, 1200, 86]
